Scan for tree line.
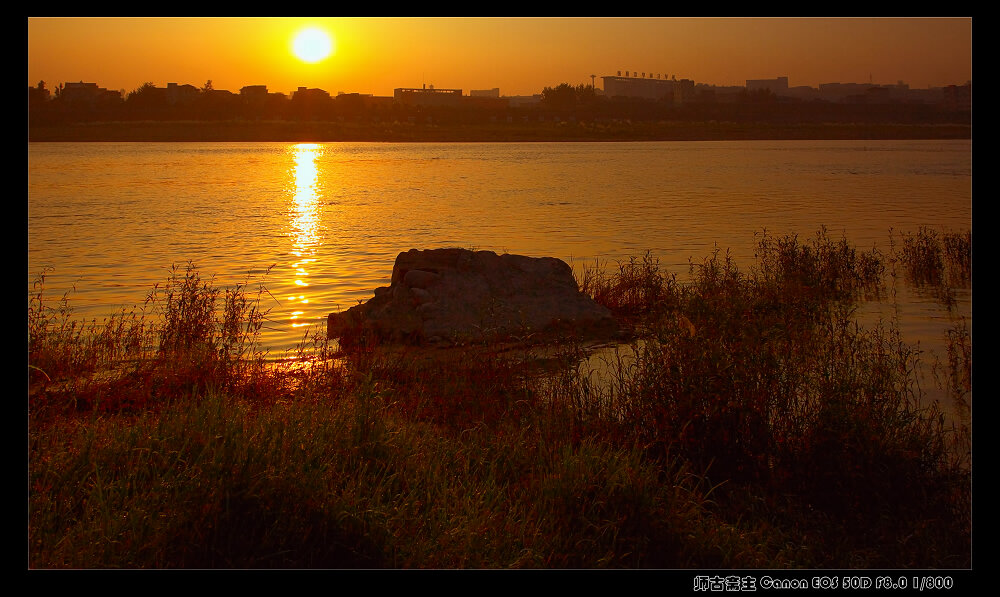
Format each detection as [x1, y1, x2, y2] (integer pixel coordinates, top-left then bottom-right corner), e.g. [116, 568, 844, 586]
[28, 80, 970, 128]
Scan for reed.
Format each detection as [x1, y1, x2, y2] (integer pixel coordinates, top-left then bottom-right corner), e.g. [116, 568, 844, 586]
[28, 261, 288, 419]
[28, 228, 971, 569]
[568, 227, 969, 567]
[942, 229, 973, 285]
[577, 251, 679, 330]
[898, 226, 972, 289]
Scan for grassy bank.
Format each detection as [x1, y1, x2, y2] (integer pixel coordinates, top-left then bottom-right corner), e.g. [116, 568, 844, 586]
[27, 228, 971, 568]
[28, 119, 973, 143]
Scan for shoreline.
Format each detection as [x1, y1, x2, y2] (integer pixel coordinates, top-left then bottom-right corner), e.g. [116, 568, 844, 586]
[28, 120, 972, 143]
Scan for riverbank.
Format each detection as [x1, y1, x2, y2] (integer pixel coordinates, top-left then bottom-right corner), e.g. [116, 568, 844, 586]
[28, 119, 973, 143]
[28, 229, 971, 569]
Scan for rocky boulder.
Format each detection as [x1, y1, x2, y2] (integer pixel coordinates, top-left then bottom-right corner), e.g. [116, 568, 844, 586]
[328, 248, 620, 346]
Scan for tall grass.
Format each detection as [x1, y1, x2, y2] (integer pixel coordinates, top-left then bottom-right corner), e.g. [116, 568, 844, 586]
[568, 228, 969, 567]
[28, 268, 150, 382]
[578, 251, 679, 331]
[28, 261, 286, 418]
[28, 228, 971, 569]
[895, 226, 972, 308]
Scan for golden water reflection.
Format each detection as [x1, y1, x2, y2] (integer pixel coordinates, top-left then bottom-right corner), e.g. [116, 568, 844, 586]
[288, 143, 323, 329]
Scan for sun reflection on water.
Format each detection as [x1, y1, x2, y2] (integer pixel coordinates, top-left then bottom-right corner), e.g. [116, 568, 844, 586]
[287, 143, 323, 329]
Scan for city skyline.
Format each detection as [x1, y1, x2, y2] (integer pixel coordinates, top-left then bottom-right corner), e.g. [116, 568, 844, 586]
[28, 17, 972, 99]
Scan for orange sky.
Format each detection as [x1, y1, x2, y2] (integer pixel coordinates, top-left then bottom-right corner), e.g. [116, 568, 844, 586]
[27, 17, 972, 98]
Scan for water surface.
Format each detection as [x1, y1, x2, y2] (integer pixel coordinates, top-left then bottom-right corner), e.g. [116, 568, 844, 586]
[28, 140, 972, 360]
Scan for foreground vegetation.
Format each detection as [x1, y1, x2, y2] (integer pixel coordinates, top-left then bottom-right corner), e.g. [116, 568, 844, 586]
[27, 228, 971, 569]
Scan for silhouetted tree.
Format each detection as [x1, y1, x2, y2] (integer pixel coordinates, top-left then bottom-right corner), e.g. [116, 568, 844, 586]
[193, 89, 241, 121]
[540, 83, 602, 120]
[28, 81, 51, 120]
[125, 82, 168, 119]
[126, 82, 158, 103]
[575, 83, 597, 105]
[29, 81, 48, 102]
[541, 83, 577, 111]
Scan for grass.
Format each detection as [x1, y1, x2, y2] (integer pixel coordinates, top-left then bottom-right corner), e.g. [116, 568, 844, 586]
[28, 262, 286, 419]
[898, 226, 972, 289]
[28, 228, 971, 569]
[892, 226, 973, 310]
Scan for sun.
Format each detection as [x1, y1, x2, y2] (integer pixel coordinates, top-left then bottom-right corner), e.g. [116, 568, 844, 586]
[292, 27, 334, 63]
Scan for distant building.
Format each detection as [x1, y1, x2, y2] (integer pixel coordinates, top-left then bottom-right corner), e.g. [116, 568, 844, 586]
[505, 94, 543, 108]
[166, 82, 199, 105]
[61, 81, 100, 100]
[863, 86, 892, 103]
[240, 85, 268, 99]
[394, 85, 463, 107]
[470, 88, 500, 98]
[239, 85, 270, 111]
[780, 85, 822, 101]
[942, 83, 971, 111]
[28, 83, 50, 103]
[293, 86, 331, 102]
[746, 76, 789, 95]
[203, 88, 236, 99]
[816, 82, 873, 102]
[693, 83, 745, 103]
[602, 74, 694, 104]
[61, 81, 121, 104]
[464, 94, 508, 110]
[335, 92, 393, 110]
[904, 88, 945, 104]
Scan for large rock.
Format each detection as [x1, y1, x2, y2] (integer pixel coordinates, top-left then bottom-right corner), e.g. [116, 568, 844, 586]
[328, 248, 620, 346]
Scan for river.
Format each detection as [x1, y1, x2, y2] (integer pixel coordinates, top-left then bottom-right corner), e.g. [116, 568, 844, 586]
[28, 139, 971, 414]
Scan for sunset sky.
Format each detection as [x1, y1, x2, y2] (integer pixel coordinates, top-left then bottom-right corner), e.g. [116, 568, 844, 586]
[27, 17, 972, 98]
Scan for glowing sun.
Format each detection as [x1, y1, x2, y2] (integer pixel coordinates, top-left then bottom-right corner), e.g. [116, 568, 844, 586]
[292, 27, 333, 63]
